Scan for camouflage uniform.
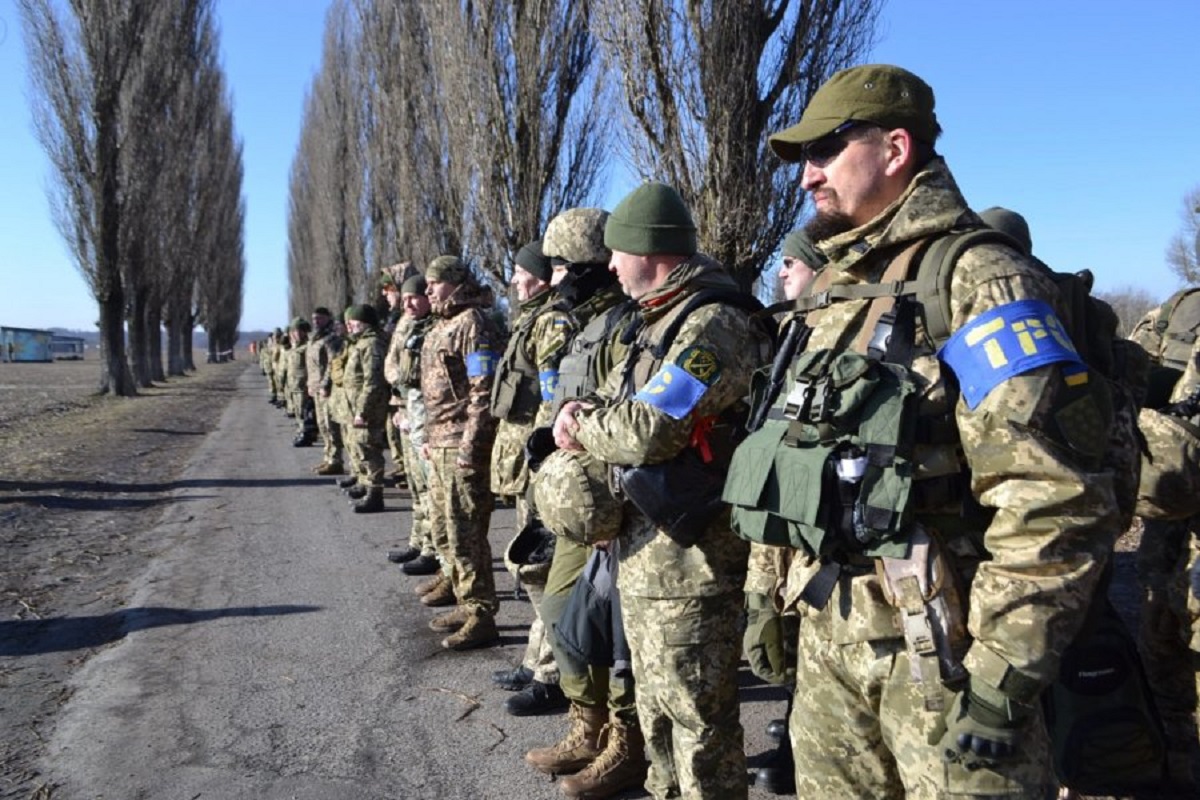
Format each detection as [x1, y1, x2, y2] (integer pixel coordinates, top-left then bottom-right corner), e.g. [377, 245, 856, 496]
[382, 308, 406, 477]
[420, 279, 501, 622]
[343, 325, 388, 489]
[385, 313, 436, 559]
[763, 159, 1120, 798]
[306, 321, 344, 469]
[1130, 303, 1200, 780]
[274, 338, 291, 413]
[286, 337, 310, 434]
[574, 256, 761, 799]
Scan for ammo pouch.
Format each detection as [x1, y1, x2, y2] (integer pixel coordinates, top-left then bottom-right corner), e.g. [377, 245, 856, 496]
[490, 368, 540, 423]
[724, 348, 917, 559]
[1134, 406, 1200, 521]
[615, 446, 727, 548]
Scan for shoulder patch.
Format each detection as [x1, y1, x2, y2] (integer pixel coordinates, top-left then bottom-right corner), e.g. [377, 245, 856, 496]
[633, 363, 709, 420]
[677, 345, 722, 386]
[939, 299, 1085, 409]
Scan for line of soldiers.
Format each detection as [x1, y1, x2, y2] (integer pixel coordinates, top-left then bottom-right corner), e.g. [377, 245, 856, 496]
[255, 62, 1200, 800]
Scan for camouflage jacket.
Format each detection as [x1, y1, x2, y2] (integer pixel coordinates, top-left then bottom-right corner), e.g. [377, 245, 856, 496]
[285, 341, 309, 393]
[575, 256, 763, 599]
[782, 158, 1120, 703]
[305, 325, 342, 397]
[343, 327, 388, 423]
[420, 281, 500, 463]
[384, 315, 415, 409]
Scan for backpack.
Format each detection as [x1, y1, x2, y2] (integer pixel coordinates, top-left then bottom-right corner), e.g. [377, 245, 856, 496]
[1136, 286, 1200, 408]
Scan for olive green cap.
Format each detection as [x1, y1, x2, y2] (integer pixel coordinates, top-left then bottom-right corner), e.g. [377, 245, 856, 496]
[426, 254, 468, 284]
[781, 229, 825, 268]
[379, 272, 397, 291]
[400, 274, 427, 296]
[769, 64, 938, 161]
[978, 206, 1033, 256]
[344, 303, 378, 326]
[514, 239, 552, 282]
[603, 182, 697, 256]
[289, 316, 312, 332]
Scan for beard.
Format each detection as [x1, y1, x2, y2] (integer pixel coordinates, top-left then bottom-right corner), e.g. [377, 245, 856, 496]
[804, 210, 856, 244]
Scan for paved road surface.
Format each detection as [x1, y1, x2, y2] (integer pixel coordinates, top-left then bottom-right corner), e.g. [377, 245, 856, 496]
[40, 366, 789, 799]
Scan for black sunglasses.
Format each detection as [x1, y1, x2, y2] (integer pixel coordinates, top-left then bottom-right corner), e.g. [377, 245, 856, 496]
[799, 121, 875, 168]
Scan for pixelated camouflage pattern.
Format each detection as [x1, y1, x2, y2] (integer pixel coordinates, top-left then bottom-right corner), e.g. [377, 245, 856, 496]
[343, 328, 388, 424]
[543, 207, 612, 264]
[532, 448, 623, 545]
[425, 446, 497, 615]
[623, 592, 747, 799]
[285, 341, 308, 416]
[384, 314, 414, 407]
[780, 160, 1120, 699]
[790, 634, 1054, 798]
[305, 324, 340, 396]
[420, 281, 499, 466]
[576, 256, 758, 598]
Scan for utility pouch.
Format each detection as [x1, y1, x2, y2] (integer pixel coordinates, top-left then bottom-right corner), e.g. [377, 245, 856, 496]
[490, 369, 538, 422]
[616, 446, 726, 547]
[876, 523, 969, 710]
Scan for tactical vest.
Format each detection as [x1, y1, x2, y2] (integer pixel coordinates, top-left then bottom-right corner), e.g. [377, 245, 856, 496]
[551, 299, 636, 417]
[490, 301, 550, 423]
[1152, 287, 1200, 371]
[395, 317, 432, 389]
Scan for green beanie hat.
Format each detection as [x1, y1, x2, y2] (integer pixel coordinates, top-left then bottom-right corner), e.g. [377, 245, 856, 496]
[289, 316, 312, 332]
[769, 64, 939, 161]
[401, 274, 427, 296]
[978, 206, 1033, 256]
[514, 239, 552, 282]
[781, 230, 826, 268]
[604, 182, 697, 256]
[344, 303, 379, 327]
[313, 306, 332, 317]
[426, 255, 468, 284]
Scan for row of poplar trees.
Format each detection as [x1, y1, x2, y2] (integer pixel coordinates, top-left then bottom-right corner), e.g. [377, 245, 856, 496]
[20, 0, 245, 396]
[286, 0, 885, 316]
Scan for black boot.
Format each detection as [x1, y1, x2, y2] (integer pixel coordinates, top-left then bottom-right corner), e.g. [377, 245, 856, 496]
[402, 554, 440, 576]
[352, 488, 384, 514]
[337, 475, 358, 489]
[387, 546, 420, 564]
[754, 735, 795, 795]
[346, 484, 368, 500]
[491, 664, 533, 692]
[292, 433, 314, 447]
[503, 680, 567, 716]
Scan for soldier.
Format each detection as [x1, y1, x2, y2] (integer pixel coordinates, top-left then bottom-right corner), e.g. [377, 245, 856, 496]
[552, 183, 767, 799]
[418, 255, 502, 651]
[329, 312, 363, 493]
[286, 318, 317, 447]
[746, 64, 1121, 797]
[306, 306, 345, 476]
[380, 266, 409, 487]
[1130, 294, 1200, 788]
[523, 206, 647, 799]
[490, 238, 572, 715]
[341, 304, 389, 513]
[384, 274, 440, 576]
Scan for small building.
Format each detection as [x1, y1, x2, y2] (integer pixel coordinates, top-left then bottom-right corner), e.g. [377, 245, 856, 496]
[51, 335, 86, 360]
[0, 326, 54, 362]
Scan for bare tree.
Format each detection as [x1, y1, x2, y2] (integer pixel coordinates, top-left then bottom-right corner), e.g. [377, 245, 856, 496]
[1166, 186, 1200, 286]
[594, 0, 883, 291]
[1096, 286, 1162, 338]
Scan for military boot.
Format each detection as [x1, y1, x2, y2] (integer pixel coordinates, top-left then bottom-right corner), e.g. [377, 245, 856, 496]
[557, 717, 648, 799]
[428, 607, 468, 633]
[315, 461, 344, 476]
[420, 578, 457, 607]
[525, 703, 608, 775]
[402, 554, 440, 576]
[414, 574, 446, 596]
[346, 484, 368, 500]
[352, 488, 384, 514]
[441, 611, 499, 651]
[752, 733, 795, 795]
[336, 475, 358, 489]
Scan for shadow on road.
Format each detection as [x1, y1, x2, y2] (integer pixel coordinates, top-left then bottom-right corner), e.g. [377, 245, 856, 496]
[0, 477, 328, 495]
[0, 604, 322, 656]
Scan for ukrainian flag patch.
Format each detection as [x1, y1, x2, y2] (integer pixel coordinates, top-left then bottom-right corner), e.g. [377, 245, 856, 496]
[634, 363, 709, 420]
[939, 299, 1085, 409]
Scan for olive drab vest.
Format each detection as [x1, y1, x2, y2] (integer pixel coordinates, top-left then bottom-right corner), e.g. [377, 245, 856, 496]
[551, 301, 636, 417]
[1151, 287, 1200, 372]
[395, 316, 432, 390]
[490, 298, 550, 424]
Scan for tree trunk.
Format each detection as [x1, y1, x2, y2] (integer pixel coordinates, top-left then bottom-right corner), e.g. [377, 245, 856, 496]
[147, 305, 165, 382]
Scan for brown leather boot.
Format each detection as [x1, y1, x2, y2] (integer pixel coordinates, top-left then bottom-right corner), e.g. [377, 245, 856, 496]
[558, 717, 648, 798]
[524, 703, 608, 775]
[314, 461, 344, 476]
[420, 578, 457, 607]
[441, 611, 499, 650]
[428, 607, 468, 633]
[414, 574, 445, 596]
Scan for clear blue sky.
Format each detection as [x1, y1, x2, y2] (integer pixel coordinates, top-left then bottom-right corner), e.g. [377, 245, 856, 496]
[2, 0, 1198, 332]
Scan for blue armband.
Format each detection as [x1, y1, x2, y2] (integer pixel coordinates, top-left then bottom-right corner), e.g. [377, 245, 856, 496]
[634, 363, 709, 420]
[539, 369, 559, 401]
[466, 349, 497, 378]
[939, 299, 1086, 409]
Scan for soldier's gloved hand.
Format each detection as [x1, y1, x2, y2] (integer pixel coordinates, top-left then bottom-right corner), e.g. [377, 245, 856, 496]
[934, 680, 1032, 770]
[743, 592, 791, 685]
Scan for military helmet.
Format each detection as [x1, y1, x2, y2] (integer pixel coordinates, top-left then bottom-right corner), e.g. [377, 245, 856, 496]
[543, 208, 611, 265]
[531, 449, 623, 546]
[502, 518, 555, 584]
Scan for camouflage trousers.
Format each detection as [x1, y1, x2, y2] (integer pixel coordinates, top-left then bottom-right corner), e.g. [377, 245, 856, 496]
[622, 591, 746, 800]
[343, 421, 385, 488]
[1137, 518, 1200, 766]
[506, 498, 557, 684]
[330, 389, 361, 475]
[425, 447, 497, 616]
[542, 536, 636, 715]
[399, 431, 434, 557]
[385, 412, 404, 470]
[791, 633, 1055, 799]
[314, 393, 343, 466]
